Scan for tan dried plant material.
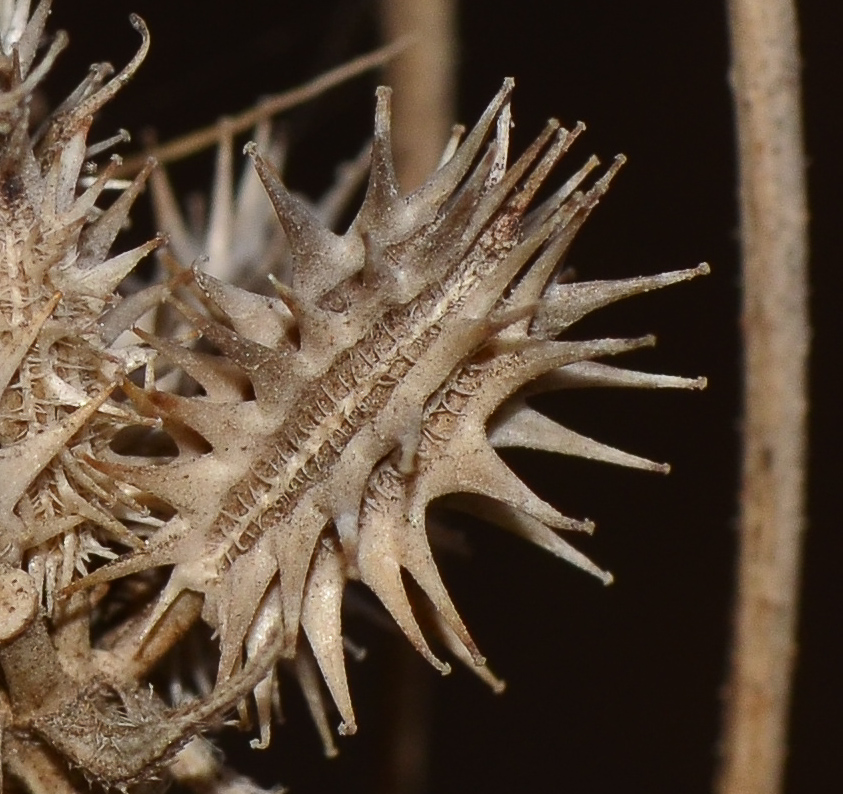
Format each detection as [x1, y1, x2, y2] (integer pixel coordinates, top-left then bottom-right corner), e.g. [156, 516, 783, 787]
[0, 2, 706, 791]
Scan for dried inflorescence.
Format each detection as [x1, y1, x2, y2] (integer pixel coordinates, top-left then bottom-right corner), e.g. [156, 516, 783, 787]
[0, 2, 706, 791]
[0, 6, 158, 590]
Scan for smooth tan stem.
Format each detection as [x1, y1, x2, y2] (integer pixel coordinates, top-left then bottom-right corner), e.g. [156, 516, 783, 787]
[5, 738, 80, 794]
[379, 0, 457, 191]
[375, 2, 457, 792]
[719, 1, 809, 793]
[101, 591, 204, 680]
[0, 566, 66, 714]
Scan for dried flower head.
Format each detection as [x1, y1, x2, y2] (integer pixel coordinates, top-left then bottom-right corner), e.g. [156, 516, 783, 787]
[0, 6, 159, 598]
[0, 4, 706, 791]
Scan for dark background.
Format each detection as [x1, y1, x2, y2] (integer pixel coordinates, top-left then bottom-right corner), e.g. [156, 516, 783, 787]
[46, 2, 840, 792]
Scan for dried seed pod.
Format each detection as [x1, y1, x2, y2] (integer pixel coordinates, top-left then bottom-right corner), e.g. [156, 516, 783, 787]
[79, 79, 707, 753]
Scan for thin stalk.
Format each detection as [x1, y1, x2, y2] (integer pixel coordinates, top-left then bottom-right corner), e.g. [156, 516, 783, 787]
[376, 1, 457, 792]
[379, 0, 457, 191]
[719, 1, 809, 793]
[114, 38, 409, 177]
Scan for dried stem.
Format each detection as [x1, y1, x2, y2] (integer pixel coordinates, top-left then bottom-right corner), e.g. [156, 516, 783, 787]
[5, 740, 80, 794]
[114, 37, 410, 177]
[379, 0, 457, 191]
[376, 1, 456, 792]
[719, 1, 809, 792]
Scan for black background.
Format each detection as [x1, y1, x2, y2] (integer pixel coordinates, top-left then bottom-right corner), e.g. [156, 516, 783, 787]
[44, 2, 840, 792]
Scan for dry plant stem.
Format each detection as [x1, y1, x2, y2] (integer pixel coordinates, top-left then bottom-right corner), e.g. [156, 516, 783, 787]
[115, 38, 410, 177]
[5, 741, 78, 794]
[379, 0, 456, 190]
[377, 0, 456, 790]
[377, 644, 434, 794]
[103, 592, 204, 679]
[719, 1, 809, 792]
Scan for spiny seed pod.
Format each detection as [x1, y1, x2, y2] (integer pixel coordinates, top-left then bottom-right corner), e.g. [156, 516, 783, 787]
[74, 81, 707, 751]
